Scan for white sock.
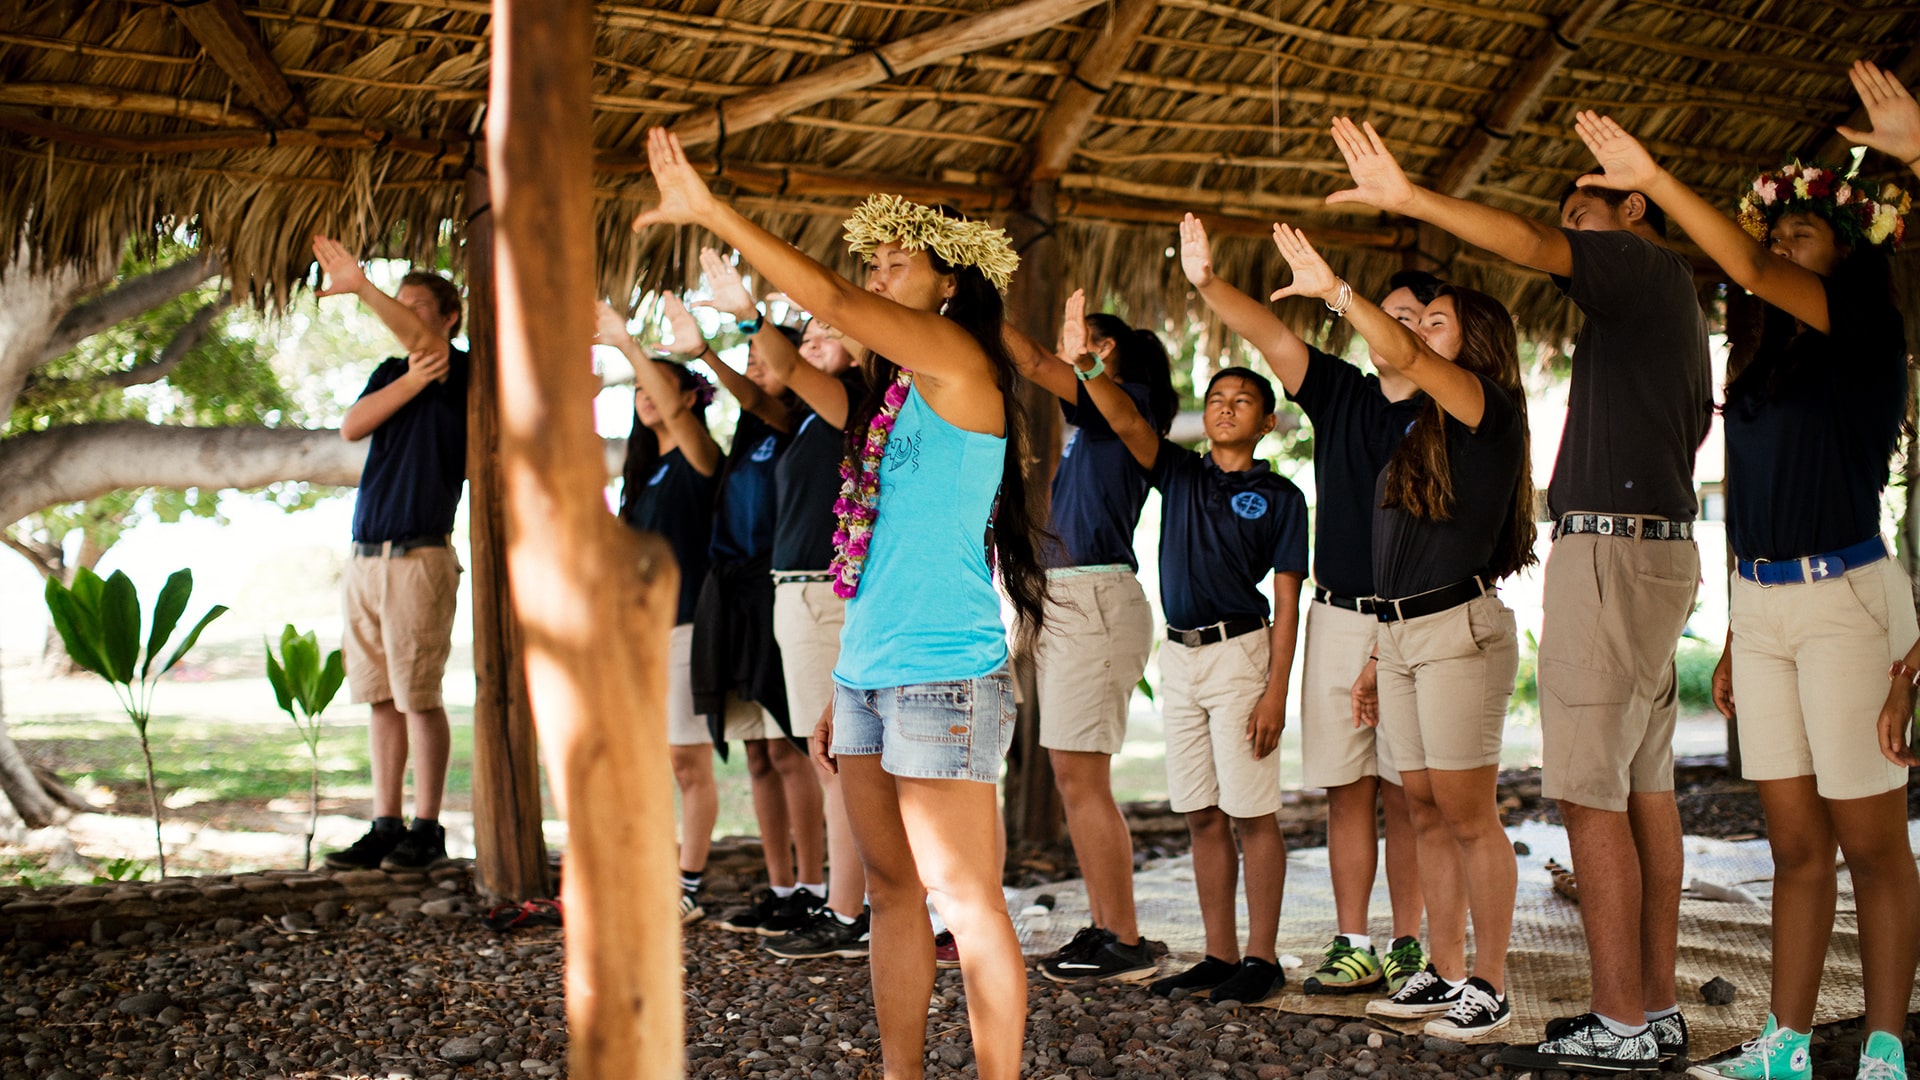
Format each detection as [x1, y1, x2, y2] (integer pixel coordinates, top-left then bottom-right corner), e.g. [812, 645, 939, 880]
[1646, 1005, 1679, 1022]
[1444, 976, 1466, 989]
[797, 882, 825, 899]
[772, 884, 797, 899]
[1598, 1013, 1650, 1036]
[1340, 933, 1373, 951]
[831, 909, 858, 926]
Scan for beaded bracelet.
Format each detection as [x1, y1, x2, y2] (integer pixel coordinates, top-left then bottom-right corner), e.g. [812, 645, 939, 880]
[1890, 660, 1920, 686]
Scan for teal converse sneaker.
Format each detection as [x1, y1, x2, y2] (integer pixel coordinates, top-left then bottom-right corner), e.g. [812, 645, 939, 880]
[1858, 1031, 1908, 1080]
[1686, 1015, 1810, 1080]
[1303, 936, 1384, 994]
[1381, 935, 1427, 995]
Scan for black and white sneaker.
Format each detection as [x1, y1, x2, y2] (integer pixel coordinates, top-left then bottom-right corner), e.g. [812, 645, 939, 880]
[1651, 1011, 1691, 1062]
[1039, 935, 1158, 984]
[1041, 924, 1112, 965]
[760, 889, 826, 936]
[1423, 977, 1511, 1041]
[765, 909, 870, 959]
[715, 889, 784, 935]
[1208, 957, 1286, 1005]
[1501, 1013, 1659, 1072]
[1366, 964, 1463, 1019]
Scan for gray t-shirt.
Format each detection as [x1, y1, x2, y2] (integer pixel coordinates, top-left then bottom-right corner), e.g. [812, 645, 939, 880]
[1548, 229, 1713, 520]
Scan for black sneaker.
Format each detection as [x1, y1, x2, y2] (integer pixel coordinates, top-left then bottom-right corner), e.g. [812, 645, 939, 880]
[765, 909, 870, 959]
[1209, 957, 1286, 1005]
[323, 818, 405, 871]
[1651, 1011, 1690, 1062]
[1366, 964, 1463, 1019]
[378, 820, 450, 871]
[1039, 936, 1158, 984]
[1423, 976, 1511, 1041]
[1148, 956, 1237, 999]
[760, 889, 825, 936]
[1502, 1013, 1659, 1072]
[1043, 924, 1113, 964]
[716, 889, 784, 935]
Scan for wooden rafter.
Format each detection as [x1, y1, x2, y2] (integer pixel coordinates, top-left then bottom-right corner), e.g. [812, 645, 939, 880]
[1024, 0, 1158, 182]
[668, 0, 1106, 148]
[1432, 0, 1619, 198]
[170, 0, 307, 128]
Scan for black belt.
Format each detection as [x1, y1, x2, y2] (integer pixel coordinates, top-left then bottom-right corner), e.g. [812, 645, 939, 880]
[1376, 576, 1490, 624]
[1313, 587, 1378, 616]
[1166, 618, 1268, 648]
[351, 535, 448, 558]
[771, 571, 836, 584]
[1554, 513, 1694, 541]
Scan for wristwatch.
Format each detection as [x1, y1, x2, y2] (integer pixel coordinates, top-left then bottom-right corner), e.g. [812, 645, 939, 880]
[736, 311, 764, 336]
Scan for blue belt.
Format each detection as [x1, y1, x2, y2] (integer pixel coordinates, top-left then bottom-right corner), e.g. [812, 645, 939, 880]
[1736, 536, 1887, 586]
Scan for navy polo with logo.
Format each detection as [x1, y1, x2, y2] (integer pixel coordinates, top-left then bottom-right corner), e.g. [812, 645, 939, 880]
[1149, 441, 1310, 630]
[711, 411, 790, 564]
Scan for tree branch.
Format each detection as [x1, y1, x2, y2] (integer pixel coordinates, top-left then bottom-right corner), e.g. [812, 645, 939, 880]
[33, 253, 224, 366]
[23, 293, 235, 402]
[0, 531, 60, 579]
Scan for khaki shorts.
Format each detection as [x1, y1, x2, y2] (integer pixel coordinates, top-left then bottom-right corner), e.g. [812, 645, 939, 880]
[667, 623, 703, 746]
[1539, 533, 1699, 811]
[344, 545, 461, 714]
[1302, 599, 1400, 788]
[1730, 556, 1918, 800]
[1159, 631, 1282, 818]
[1376, 592, 1517, 773]
[1036, 569, 1155, 754]
[773, 579, 845, 740]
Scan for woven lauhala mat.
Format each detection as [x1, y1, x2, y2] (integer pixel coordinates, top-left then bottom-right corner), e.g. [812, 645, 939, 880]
[1012, 820, 1920, 1057]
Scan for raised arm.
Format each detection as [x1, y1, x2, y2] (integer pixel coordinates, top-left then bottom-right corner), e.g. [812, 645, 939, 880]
[1002, 321, 1078, 402]
[1270, 225, 1486, 427]
[671, 274, 789, 432]
[633, 129, 986, 385]
[313, 236, 448, 358]
[1065, 289, 1160, 470]
[1325, 118, 1573, 277]
[340, 349, 450, 442]
[1838, 59, 1920, 181]
[594, 300, 721, 476]
[1181, 214, 1311, 393]
[1573, 112, 1831, 332]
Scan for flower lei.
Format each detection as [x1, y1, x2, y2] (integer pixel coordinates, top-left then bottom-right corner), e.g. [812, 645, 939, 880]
[829, 368, 913, 598]
[1736, 160, 1911, 249]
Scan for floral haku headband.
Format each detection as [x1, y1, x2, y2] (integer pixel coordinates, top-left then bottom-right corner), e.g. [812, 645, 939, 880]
[1736, 160, 1910, 249]
[842, 194, 1020, 292]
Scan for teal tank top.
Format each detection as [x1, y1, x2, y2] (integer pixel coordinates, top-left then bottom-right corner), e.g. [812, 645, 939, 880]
[834, 385, 1010, 688]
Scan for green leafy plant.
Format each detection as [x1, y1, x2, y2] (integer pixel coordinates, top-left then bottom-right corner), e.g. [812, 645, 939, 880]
[92, 857, 147, 884]
[43, 567, 228, 878]
[264, 625, 346, 870]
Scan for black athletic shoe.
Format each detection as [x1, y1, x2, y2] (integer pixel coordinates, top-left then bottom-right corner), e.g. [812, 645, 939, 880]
[1209, 957, 1286, 1005]
[1148, 956, 1237, 999]
[1501, 1013, 1660, 1072]
[1366, 964, 1463, 1019]
[1043, 924, 1113, 964]
[716, 889, 784, 935]
[379, 820, 450, 872]
[323, 818, 406, 871]
[766, 909, 870, 959]
[1039, 935, 1157, 984]
[760, 889, 825, 936]
[1651, 1011, 1691, 1062]
[1423, 977, 1511, 1041]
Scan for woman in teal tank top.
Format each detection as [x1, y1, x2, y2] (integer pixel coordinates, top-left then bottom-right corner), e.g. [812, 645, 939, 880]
[637, 128, 1049, 1080]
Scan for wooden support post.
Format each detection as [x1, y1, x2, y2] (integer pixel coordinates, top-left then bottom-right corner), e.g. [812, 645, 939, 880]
[1002, 180, 1066, 850]
[1025, 0, 1159, 182]
[489, 3, 682, 1077]
[463, 164, 550, 903]
[170, 0, 307, 127]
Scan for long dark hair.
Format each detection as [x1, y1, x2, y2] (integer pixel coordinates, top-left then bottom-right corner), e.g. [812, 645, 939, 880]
[1732, 242, 1896, 400]
[1086, 312, 1178, 436]
[1379, 284, 1537, 578]
[619, 361, 712, 516]
[845, 251, 1051, 652]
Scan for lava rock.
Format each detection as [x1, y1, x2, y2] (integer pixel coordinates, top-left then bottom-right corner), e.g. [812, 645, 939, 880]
[440, 1037, 486, 1063]
[1700, 976, 1738, 1006]
[114, 992, 173, 1018]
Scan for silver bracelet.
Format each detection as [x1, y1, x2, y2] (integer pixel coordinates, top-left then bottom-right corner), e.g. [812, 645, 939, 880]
[1325, 279, 1354, 318]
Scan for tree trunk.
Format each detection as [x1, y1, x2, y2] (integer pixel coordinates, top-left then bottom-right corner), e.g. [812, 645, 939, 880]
[0, 710, 65, 830]
[489, 2, 683, 1075]
[0, 238, 95, 422]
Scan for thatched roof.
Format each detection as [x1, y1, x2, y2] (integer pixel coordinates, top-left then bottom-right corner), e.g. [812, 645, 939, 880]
[3, 1, 1917, 343]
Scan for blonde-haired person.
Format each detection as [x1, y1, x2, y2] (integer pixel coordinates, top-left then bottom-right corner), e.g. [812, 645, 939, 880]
[1569, 111, 1916, 1080]
[636, 129, 1049, 1080]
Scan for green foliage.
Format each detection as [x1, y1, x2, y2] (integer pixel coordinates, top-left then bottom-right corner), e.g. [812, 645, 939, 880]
[1674, 638, 1719, 711]
[42, 566, 228, 876]
[1512, 628, 1540, 706]
[265, 625, 345, 869]
[92, 857, 147, 884]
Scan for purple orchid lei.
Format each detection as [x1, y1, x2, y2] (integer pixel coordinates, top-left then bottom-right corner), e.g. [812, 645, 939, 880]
[829, 368, 913, 598]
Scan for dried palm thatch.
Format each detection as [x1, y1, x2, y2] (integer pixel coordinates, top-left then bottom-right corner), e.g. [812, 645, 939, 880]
[2, 0, 1917, 347]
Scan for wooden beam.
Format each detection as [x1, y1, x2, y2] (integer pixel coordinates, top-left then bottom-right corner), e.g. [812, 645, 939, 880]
[1804, 41, 1920, 166]
[0, 83, 264, 128]
[171, 0, 307, 127]
[1433, 0, 1619, 198]
[1025, 0, 1159, 182]
[0, 111, 468, 163]
[668, 0, 1106, 148]
[489, 2, 681, 1077]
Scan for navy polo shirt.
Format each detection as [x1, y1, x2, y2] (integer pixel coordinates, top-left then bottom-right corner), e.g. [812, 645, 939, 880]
[619, 447, 716, 625]
[1051, 382, 1160, 569]
[1149, 441, 1309, 629]
[772, 371, 867, 572]
[351, 348, 470, 544]
[711, 412, 789, 564]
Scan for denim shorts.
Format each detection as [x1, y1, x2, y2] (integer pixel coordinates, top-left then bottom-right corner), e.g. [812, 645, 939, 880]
[831, 667, 1016, 783]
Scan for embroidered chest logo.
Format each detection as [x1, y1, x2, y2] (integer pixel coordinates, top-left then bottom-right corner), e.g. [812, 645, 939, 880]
[1062, 429, 1079, 459]
[749, 436, 778, 463]
[647, 463, 670, 486]
[1231, 491, 1269, 520]
[885, 431, 923, 473]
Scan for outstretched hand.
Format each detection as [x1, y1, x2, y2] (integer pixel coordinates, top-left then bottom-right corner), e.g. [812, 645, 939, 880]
[1059, 288, 1091, 362]
[660, 294, 707, 357]
[1325, 117, 1416, 212]
[593, 299, 636, 347]
[631, 128, 719, 231]
[1268, 224, 1340, 304]
[694, 248, 758, 321]
[1178, 213, 1215, 288]
[312, 235, 368, 299]
[1837, 59, 1920, 166]
[1572, 111, 1662, 193]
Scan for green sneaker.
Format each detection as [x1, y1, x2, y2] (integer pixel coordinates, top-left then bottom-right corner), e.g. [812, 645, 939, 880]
[1686, 1015, 1810, 1080]
[1303, 936, 1383, 994]
[1381, 935, 1427, 995]
[1858, 1031, 1907, 1080]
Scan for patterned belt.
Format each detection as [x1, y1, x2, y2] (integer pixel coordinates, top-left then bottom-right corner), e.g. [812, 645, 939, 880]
[1312, 587, 1378, 616]
[1737, 536, 1888, 587]
[1554, 513, 1694, 541]
[771, 571, 837, 584]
